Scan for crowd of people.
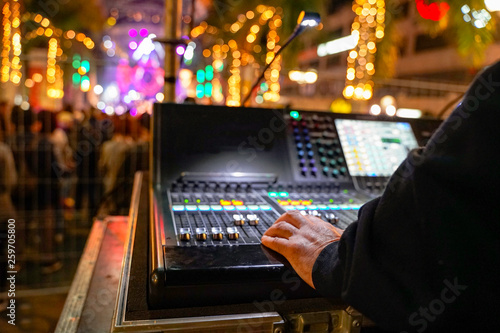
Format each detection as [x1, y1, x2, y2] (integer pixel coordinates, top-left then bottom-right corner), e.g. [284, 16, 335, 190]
[0, 103, 150, 281]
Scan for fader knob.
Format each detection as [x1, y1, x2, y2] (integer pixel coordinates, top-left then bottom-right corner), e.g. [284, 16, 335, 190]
[196, 228, 207, 241]
[227, 227, 239, 240]
[179, 228, 191, 241]
[211, 227, 223, 240]
[233, 214, 245, 226]
[247, 214, 259, 226]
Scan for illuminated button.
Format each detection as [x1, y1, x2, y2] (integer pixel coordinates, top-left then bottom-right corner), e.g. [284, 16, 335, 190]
[278, 192, 289, 197]
[232, 200, 244, 206]
[311, 167, 318, 175]
[233, 214, 245, 225]
[227, 227, 239, 240]
[285, 206, 296, 211]
[172, 205, 185, 212]
[179, 228, 191, 241]
[223, 205, 236, 211]
[260, 205, 272, 211]
[329, 159, 337, 167]
[279, 201, 290, 206]
[291, 200, 301, 206]
[186, 205, 198, 211]
[305, 142, 313, 150]
[210, 205, 223, 211]
[328, 204, 341, 210]
[298, 150, 305, 158]
[220, 200, 232, 206]
[299, 158, 306, 167]
[296, 142, 303, 149]
[268, 192, 278, 197]
[211, 227, 223, 240]
[309, 159, 316, 167]
[236, 205, 248, 211]
[247, 214, 259, 225]
[307, 151, 314, 159]
[302, 201, 312, 206]
[317, 204, 328, 210]
[247, 205, 260, 211]
[198, 205, 210, 211]
[308, 205, 318, 210]
[196, 227, 207, 241]
[318, 147, 325, 155]
[320, 157, 328, 165]
[296, 205, 306, 210]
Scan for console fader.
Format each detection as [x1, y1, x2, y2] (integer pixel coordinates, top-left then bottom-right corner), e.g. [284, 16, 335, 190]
[149, 103, 441, 308]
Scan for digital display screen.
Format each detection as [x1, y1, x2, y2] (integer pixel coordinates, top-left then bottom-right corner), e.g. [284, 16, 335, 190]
[157, 105, 291, 184]
[334, 119, 419, 177]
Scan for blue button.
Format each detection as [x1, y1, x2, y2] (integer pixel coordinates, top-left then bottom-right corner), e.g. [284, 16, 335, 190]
[172, 205, 185, 211]
[308, 205, 318, 210]
[236, 206, 248, 211]
[260, 205, 272, 211]
[247, 205, 260, 211]
[317, 205, 328, 210]
[186, 205, 198, 211]
[210, 205, 223, 211]
[223, 206, 236, 211]
[198, 205, 210, 211]
[328, 204, 341, 210]
[285, 206, 296, 211]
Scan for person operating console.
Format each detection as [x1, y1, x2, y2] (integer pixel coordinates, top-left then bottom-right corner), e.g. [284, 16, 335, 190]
[262, 60, 500, 332]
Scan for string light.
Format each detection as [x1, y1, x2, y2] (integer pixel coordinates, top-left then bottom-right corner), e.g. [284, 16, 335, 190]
[1, 1, 11, 83]
[344, 0, 385, 100]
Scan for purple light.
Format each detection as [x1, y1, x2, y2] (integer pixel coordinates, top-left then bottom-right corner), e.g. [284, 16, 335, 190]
[129, 41, 138, 50]
[176, 45, 185, 56]
[129, 29, 137, 38]
[139, 28, 148, 37]
[130, 108, 138, 116]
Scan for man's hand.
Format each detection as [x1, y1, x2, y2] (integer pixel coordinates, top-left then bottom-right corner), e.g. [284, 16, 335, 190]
[261, 211, 343, 289]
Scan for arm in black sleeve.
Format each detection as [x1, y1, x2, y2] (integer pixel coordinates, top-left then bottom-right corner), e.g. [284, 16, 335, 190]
[312, 61, 500, 332]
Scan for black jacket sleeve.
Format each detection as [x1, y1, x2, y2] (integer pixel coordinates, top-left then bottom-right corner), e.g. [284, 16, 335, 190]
[312, 61, 500, 332]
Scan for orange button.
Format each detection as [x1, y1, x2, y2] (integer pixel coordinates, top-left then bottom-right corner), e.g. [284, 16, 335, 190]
[302, 201, 312, 206]
[291, 200, 301, 206]
[220, 200, 232, 206]
[279, 201, 290, 206]
[232, 200, 244, 206]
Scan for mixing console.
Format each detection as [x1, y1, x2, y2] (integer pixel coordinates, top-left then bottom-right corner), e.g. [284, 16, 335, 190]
[148, 103, 442, 308]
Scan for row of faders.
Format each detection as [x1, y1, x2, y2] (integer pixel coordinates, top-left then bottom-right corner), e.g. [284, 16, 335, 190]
[169, 189, 282, 246]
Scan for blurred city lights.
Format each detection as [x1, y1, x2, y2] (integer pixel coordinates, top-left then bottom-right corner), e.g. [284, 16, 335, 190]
[317, 34, 359, 57]
[396, 108, 422, 118]
[94, 85, 103, 95]
[485, 0, 500, 12]
[386, 105, 397, 116]
[370, 104, 382, 115]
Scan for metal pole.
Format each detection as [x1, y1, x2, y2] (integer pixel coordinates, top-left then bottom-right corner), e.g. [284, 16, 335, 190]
[163, 0, 182, 102]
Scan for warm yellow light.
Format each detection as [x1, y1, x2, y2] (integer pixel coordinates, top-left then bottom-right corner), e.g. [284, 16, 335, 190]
[246, 11, 255, 19]
[347, 72, 355, 80]
[246, 34, 256, 43]
[203, 49, 211, 57]
[66, 30, 75, 39]
[34, 14, 43, 23]
[228, 40, 237, 49]
[343, 85, 355, 98]
[41, 18, 50, 27]
[76, 33, 85, 42]
[33, 73, 43, 82]
[25, 78, 34, 88]
[362, 89, 372, 100]
[44, 28, 53, 37]
[349, 50, 358, 59]
[107, 17, 116, 26]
